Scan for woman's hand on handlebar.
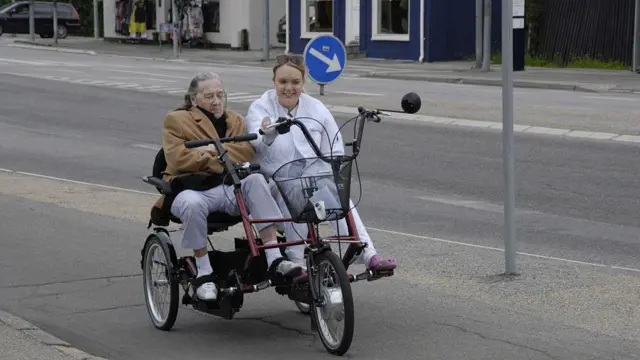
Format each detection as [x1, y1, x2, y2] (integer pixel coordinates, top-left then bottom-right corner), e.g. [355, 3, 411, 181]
[260, 117, 279, 145]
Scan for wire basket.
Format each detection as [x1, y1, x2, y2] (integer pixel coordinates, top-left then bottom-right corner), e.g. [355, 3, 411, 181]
[272, 156, 354, 224]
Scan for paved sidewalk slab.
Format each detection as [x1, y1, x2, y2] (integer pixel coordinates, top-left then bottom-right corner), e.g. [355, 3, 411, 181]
[0, 309, 108, 360]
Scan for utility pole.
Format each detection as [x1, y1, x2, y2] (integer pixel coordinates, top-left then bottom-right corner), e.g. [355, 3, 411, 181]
[262, 0, 270, 61]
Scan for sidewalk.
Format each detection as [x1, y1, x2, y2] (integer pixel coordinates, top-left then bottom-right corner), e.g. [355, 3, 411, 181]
[5, 36, 640, 94]
[0, 309, 107, 360]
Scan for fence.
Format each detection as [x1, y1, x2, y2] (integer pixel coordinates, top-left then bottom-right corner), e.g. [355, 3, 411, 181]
[532, 0, 636, 65]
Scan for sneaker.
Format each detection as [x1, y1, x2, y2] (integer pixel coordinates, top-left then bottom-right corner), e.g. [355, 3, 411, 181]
[366, 255, 397, 271]
[275, 259, 304, 278]
[196, 282, 218, 301]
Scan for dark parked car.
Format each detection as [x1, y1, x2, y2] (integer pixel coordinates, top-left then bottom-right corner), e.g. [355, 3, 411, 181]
[0, 1, 81, 39]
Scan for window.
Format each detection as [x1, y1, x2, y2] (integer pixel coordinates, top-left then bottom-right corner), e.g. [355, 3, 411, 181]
[202, 0, 219, 33]
[34, 3, 52, 15]
[373, 0, 409, 40]
[301, 0, 333, 37]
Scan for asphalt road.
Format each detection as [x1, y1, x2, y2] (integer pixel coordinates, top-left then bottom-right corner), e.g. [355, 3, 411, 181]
[1, 49, 640, 359]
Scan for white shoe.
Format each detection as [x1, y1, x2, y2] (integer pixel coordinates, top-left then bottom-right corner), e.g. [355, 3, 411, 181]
[196, 282, 218, 301]
[275, 259, 304, 278]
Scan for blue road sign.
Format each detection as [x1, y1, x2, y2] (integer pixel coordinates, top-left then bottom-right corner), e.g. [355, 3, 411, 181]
[303, 34, 347, 85]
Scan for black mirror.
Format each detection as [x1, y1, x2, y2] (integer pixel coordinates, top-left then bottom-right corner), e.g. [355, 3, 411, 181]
[401, 92, 421, 114]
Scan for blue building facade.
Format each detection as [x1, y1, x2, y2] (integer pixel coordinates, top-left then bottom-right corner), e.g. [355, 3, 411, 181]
[287, 0, 502, 62]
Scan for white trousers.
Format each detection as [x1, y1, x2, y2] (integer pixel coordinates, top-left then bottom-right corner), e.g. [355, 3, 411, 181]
[268, 181, 376, 265]
[170, 174, 284, 251]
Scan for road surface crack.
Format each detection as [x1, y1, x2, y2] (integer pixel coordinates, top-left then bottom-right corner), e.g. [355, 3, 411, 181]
[434, 321, 559, 360]
[238, 316, 313, 338]
[70, 303, 145, 315]
[0, 273, 141, 289]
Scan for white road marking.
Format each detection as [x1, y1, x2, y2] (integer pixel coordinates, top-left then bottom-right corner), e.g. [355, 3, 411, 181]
[0, 166, 638, 274]
[109, 76, 176, 83]
[103, 68, 187, 79]
[132, 143, 162, 151]
[583, 95, 637, 101]
[415, 195, 541, 215]
[1, 71, 262, 101]
[326, 104, 640, 145]
[335, 91, 383, 96]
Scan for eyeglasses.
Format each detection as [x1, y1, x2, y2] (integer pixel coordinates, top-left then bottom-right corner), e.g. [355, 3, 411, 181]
[276, 54, 304, 66]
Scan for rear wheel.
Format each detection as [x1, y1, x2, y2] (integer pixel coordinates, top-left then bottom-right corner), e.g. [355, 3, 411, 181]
[142, 236, 179, 330]
[309, 251, 354, 356]
[57, 24, 68, 39]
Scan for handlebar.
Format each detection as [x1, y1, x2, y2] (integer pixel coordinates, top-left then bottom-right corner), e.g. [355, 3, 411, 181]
[184, 133, 258, 149]
[258, 106, 387, 165]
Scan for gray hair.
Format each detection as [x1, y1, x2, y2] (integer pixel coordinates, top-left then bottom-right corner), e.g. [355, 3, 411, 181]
[177, 71, 227, 110]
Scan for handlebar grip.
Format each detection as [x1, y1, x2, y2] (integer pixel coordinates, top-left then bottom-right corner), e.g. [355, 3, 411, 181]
[249, 163, 261, 171]
[184, 133, 257, 148]
[227, 133, 258, 143]
[184, 139, 213, 148]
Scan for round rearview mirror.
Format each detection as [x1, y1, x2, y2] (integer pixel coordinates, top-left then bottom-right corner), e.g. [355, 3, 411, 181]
[401, 92, 421, 114]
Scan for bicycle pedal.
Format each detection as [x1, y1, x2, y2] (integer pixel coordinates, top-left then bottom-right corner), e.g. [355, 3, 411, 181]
[368, 269, 394, 281]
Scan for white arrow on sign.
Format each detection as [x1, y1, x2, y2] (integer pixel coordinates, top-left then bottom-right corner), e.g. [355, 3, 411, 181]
[309, 48, 343, 73]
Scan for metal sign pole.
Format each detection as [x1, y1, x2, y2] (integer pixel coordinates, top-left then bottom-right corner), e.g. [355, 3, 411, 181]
[28, 0, 34, 41]
[94, 0, 99, 39]
[482, 0, 492, 71]
[53, 0, 58, 45]
[475, 0, 483, 68]
[172, 0, 179, 59]
[262, 0, 270, 61]
[633, 0, 640, 73]
[502, 0, 517, 275]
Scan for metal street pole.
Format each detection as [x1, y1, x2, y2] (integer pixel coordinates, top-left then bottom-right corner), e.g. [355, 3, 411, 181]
[475, 0, 483, 68]
[263, 0, 270, 61]
[28, 0, 34, 41]
[94, 0, 99, 39]
[501, 0, 517, 275]
[633, 0, 640, 73]
[172, 0, 179, 59]
[53, 0, 58, 45]
[482, 0, 492, 71]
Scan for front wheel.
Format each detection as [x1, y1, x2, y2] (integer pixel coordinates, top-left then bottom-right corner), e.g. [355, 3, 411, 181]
[309, 250, 355, 356]
[142, 235, 179, 330]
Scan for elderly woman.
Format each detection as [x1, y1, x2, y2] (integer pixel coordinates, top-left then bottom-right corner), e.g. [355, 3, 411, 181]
[151, 72, 303, 302]
[245, 55, 397, 273]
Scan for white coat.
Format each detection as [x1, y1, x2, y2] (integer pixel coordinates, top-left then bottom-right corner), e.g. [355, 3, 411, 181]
[244, 89, 345, 179]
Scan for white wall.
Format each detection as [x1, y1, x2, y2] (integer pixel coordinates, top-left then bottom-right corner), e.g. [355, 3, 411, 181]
[206, 0, 284, 49]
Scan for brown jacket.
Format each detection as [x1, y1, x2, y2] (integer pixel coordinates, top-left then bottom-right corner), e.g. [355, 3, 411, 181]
[151, 106, 255, 215]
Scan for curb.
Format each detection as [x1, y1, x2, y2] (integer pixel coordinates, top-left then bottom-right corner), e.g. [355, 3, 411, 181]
[7, 42, 97, 55]
[0, 309, 108, 360]
[362, 72, 613, 93]
[324, 104, 640, 145]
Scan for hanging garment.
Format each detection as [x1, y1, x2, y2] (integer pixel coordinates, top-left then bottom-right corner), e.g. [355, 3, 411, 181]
[129, 0, 148, 36]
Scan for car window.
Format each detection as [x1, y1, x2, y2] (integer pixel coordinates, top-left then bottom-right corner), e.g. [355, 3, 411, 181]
[12, 4, 30, 14]
[0, 3, 14, 12]
[55, 3, 74, 16]
[35, 3, 51, 14]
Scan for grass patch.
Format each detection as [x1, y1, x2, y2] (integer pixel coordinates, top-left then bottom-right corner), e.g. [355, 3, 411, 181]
[490, 52, 631, 70]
